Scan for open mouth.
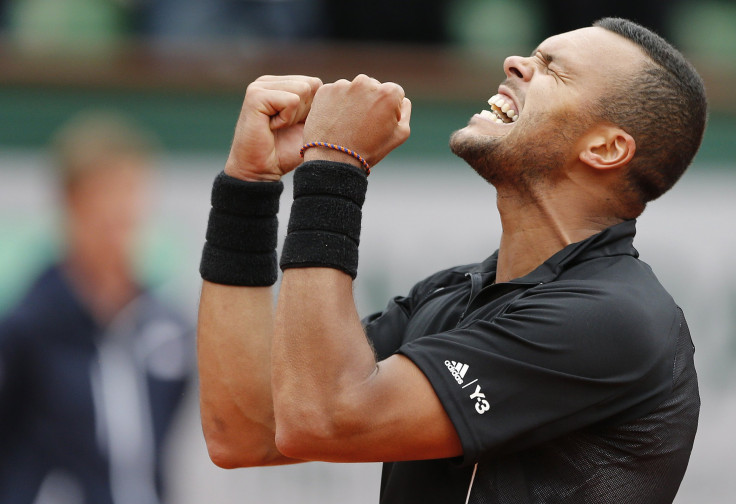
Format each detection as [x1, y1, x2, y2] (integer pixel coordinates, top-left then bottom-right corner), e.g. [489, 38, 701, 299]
[479, 94, 518, 124]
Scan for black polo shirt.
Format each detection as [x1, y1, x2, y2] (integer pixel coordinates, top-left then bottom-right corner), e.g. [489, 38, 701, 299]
[363, 220, 699, 504]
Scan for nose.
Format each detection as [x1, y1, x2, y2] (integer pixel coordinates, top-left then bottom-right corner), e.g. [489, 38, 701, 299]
[503, 55, 533, 81]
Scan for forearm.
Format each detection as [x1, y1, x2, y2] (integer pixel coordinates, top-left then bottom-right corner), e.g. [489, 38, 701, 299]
[272, 268, 379, 458]
[268, 159, 383, 460]
[197, 73, 414, 465]
[198, 281, 292, 466]
[196, 172, 298, 467]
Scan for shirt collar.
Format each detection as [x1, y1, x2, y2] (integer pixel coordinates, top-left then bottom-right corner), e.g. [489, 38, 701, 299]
[473, 219, 639, 285]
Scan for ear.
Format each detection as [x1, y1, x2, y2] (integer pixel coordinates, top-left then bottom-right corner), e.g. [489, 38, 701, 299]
[578, 125, 636, 171]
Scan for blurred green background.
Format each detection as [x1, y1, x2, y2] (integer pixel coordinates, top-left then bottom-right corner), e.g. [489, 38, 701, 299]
[1, 0, 735, 161]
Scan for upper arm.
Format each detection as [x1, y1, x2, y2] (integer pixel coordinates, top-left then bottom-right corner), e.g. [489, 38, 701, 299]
[275, 352, 463, 463]
[397, 282, 677, 463]
[278, 281, 676, 465]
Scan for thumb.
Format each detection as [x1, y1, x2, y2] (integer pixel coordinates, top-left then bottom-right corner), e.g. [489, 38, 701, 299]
[270, 108, 296, 130]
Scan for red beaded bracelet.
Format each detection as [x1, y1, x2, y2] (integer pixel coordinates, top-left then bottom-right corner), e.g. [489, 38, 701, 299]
[299, 141, 371, 175]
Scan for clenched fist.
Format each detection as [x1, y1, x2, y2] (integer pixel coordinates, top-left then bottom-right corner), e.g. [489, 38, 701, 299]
[225, 75, 322, 182]
[303, 75, 412, 169]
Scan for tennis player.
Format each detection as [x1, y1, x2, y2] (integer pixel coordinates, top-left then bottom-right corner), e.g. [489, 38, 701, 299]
[197, 18, 705, 503]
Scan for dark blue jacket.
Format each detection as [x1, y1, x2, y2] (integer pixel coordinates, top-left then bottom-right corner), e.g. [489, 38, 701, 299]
[0, 265, 192, 504]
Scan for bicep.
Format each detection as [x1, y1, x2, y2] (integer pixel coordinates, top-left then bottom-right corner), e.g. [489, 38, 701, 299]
[309, 353, 463, 463]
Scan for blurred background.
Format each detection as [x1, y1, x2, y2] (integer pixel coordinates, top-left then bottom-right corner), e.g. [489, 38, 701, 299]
[1, 0, 735, 503]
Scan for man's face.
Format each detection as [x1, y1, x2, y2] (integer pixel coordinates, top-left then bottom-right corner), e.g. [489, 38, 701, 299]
[66, 157, 150, 268]
[450, 27, 646, 188]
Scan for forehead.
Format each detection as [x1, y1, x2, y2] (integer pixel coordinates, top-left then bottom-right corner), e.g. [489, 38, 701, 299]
[536, 26, 647, 77]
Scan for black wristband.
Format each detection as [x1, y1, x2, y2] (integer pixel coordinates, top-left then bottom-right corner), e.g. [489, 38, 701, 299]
[200, 171, 283, 286]
[280, 161, 368, 279]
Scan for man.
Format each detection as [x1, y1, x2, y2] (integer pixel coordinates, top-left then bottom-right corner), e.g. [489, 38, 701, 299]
[0, 112, 192, 504]
[197, 18, 705, 503]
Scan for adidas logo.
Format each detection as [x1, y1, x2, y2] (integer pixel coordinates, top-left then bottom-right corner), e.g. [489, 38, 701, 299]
[444, 360, 469, 384]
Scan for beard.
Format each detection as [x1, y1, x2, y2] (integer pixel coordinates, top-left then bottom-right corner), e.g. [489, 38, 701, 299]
[449, 111, 577, 192]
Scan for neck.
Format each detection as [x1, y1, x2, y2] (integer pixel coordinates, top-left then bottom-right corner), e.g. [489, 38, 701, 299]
[494, 185, 623, 283]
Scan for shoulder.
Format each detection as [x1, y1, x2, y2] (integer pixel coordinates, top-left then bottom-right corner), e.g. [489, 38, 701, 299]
[0, 266, 64, 339]
[504, 267, 678, 377]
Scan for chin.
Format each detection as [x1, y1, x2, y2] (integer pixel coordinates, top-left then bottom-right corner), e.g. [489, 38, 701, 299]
[448, 129, 500, 183]
[450, 127, 497, 161]
[450, 127, 481, 155]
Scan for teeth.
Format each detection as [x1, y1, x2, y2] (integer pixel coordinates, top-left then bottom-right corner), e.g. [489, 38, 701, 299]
[486, 93, 518, 123]
[481, 109, 505, 124]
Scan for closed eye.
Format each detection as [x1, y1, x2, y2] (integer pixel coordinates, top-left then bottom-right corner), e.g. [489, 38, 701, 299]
[535, 51, 553, 66]
[534, 51, 562, 78]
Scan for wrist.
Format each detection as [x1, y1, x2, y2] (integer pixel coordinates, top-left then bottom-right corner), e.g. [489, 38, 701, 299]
[302, 147, 362, 169]
[300, 141, 370, 175]
[224, 158, 282, 183]
[200, 171, 284, 286]
[280, 161, 368, 279]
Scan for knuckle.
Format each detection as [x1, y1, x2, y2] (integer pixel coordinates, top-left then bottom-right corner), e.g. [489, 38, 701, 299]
[314, 83, 333, 96]
[354, 74, 380, 88]
[295, 80, 312, 96]
[377, 85, 399, 100]
[385, 82, 404, 96]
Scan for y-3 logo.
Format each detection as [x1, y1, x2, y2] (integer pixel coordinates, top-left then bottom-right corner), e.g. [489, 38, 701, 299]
[444, 359, 490, 415]
[469, 384, 490, 414]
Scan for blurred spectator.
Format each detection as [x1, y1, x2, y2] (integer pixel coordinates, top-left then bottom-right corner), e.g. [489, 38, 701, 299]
[0, 112, 193, 504]
[540, 0, 676, 38]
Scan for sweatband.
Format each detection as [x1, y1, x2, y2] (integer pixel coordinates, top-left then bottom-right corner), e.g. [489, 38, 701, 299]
[199, 171, 283, 286]
[280, 161, 368, 279]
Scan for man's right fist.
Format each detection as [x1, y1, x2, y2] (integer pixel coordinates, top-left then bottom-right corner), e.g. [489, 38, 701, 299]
[225, 75, 322, 182]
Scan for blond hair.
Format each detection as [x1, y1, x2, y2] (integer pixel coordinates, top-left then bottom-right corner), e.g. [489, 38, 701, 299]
[50, 110, 157, 190]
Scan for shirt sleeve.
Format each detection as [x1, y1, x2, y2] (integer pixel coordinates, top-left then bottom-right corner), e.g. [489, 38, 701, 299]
[362, 296, 412, 360]
[362, 265, 470, 360]
[397, 280, 678, 466]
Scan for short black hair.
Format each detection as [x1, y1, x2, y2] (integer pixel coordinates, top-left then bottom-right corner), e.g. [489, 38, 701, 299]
[592, 17, 707, 209]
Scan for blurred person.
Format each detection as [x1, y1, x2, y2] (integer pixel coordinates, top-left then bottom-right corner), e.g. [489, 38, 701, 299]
[0, 112, 192, 504]
[196, 16, 705, 504]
